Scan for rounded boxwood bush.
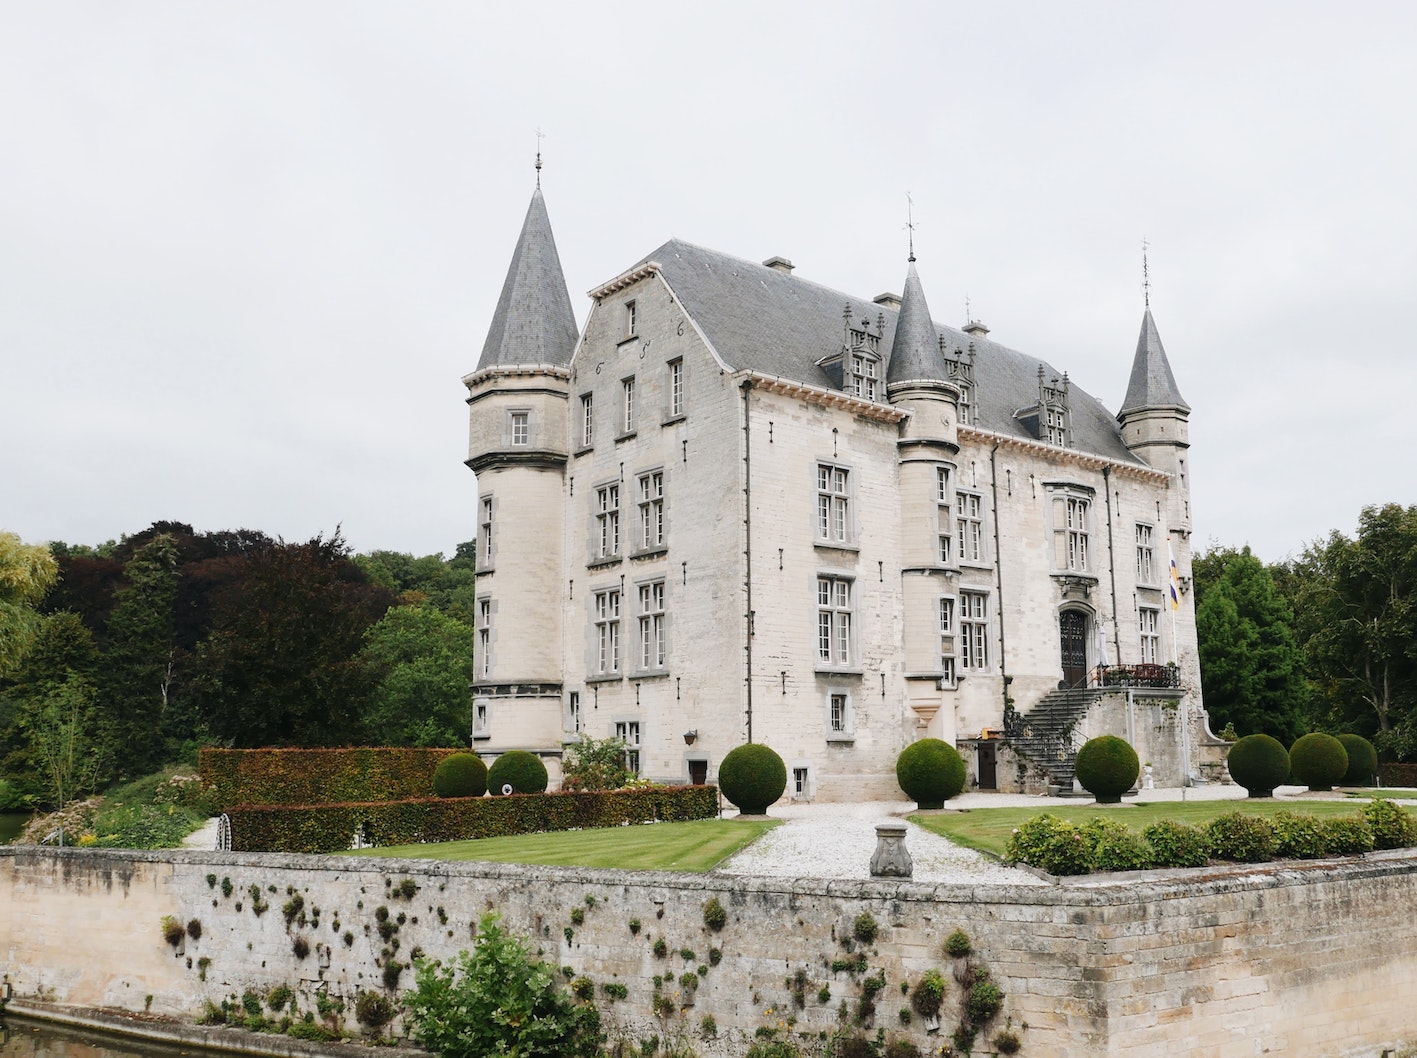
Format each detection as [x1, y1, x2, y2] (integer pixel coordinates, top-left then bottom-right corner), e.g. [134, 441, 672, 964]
[895, 738, 967, 809]
[718, 743, 787, 815]
[1074, 735, 1140, 804]
[1289, 733, 1348, 792]
[1225, 733, 1290, 798]
[432, 752, 487, 798]
[487, 750, 548, 796]
[1337, 734, 1377, 786]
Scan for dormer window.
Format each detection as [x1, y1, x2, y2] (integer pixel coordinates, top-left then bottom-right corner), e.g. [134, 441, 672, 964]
[1040, 367, 1071, 447]
[945, 341, 977, 425]
[849, 354, 879, 401]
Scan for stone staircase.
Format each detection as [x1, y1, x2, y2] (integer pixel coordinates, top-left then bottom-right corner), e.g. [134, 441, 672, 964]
[1003, 687, 1105, 794]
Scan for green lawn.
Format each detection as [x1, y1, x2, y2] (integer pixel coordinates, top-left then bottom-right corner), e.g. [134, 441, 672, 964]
[912, 798, 1406, 859]
[1346, 788, 1417, 800]
[345, 817, 779, 872]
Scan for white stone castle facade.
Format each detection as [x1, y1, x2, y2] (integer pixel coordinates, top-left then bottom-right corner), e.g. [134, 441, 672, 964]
[463, 178, 1223, 801]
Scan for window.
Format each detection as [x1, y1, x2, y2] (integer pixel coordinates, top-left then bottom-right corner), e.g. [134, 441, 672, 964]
[940, 656, 956, 685]
[1066, 497, 1090, 572]
[580, 393, 594, 447]
[957, 383, 973, 426]
[477, 598, 491, 678]
[793, 767, 809, 796]
[1045, 405, 1067, 446]
[1135, 524, 1156, 584]
[595, 484, 620, 559]
[621, 377, 636, 433]
[817, 464, 850, 544]
[625, 300, 637, 337]
[1139, 607, 1160, 664]
[817, 576, 853, 666]
[510, 411, 528, 446]
[940, 596, 956, 680]
[480, 497, 494, 567]
[668, 359, 684, 418]
[568, 691, 582, 734]
[638, 580, 665, 669]
[960, 591, 989, 670]
[937, 467, 953, 565]
[956, 492, 985, 564]
[849, 354, 879, 401]
[614, 720, 641, 774]
[638, 471, 664, 550]
[830, 693, 848, 732]
[594, 589, 621, 674]
[473, 698, 489, 738]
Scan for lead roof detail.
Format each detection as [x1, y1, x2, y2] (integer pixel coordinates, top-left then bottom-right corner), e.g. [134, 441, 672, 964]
[1118, 308, 1190, 417]
[476, 188, 579, 371]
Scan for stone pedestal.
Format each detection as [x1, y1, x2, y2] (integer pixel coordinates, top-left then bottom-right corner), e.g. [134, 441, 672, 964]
[869, 822, 913, 878]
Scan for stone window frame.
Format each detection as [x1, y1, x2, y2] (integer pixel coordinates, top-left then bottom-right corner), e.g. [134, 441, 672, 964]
[960, 589, 990, 671]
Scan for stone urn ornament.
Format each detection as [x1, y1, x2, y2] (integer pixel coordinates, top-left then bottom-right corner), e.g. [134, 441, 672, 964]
[870, 822, 913, 878]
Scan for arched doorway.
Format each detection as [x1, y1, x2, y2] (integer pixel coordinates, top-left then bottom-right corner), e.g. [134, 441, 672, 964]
[1059, 610, 1089, 688]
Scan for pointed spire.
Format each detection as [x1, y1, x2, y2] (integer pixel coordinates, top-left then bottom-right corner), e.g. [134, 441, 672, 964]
[886, 259, 948, 385]
[1119, 309, 1189, 416]
[475, 185, 578, 371]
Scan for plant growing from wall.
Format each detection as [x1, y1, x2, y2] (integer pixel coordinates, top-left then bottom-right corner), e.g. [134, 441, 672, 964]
[355, 990, 396, 1032]
[702, 897, 727, 932]
[1289, 733, 1348, 791]
[895, 739, 966, 809]
[717, 743, 787, 815]
[161, 916, 185, 947]
[1073, 735, 1140, 804]
[852, 912, 878, 945]
[943, 930, 971, 958]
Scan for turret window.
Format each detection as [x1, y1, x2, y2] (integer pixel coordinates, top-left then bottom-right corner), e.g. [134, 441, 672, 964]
[510, 411, 529, 446]
[480, 496, 494, 568]
[477, 598, 492, 678]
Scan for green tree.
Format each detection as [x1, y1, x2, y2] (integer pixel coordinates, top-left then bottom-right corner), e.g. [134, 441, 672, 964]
[0, 532, 59, 678]
[1290, 504, 1417, 753]
[99, 534, 179, 773]
[1194, 546, 1308, 741]
[359, 605, 475, 747]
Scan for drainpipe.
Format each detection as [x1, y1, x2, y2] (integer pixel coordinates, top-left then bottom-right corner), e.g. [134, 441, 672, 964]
[740, 379, 755, 744]
[989, 442, 1008, 716]
[1103, 465, 1120, 672]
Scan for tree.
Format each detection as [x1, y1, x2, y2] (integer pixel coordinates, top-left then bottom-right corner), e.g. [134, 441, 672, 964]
[359, 605, 475, 747]
[1194, 546, 1309, 742]
[0, 532, 59, 678]
[1290, 504, 1417, 753]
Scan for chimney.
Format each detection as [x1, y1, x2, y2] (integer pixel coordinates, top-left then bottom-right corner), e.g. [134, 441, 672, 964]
[762, 256, 795, 274]
[963, 319, 990, 338]
[873, 292, 902, 310]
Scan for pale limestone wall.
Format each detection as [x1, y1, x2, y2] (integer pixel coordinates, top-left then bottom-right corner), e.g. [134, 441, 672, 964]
[5, 847, 1417, 1057]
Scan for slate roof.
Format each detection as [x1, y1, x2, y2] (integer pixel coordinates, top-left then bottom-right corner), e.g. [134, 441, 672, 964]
[887, 259, 950, 386]
[476, 188, 578, 371]
[1119, 308, 1190, 416]
[639, 239, 1147, 465]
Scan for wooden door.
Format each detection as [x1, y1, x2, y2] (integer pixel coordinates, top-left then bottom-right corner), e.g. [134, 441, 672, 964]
[689, 760, 708, 786]
[977, 742, 997, 790]
[1060, 610, 1089, 688]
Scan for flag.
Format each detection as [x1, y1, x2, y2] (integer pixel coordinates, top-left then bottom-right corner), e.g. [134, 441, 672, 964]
[1167, 537, 1181, 612]
[1096, 623, 1110, 668]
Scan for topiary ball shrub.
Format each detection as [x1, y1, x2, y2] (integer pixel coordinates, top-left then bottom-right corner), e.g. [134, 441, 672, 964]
[895, 738, 967, 810]
[487, 751, 548, 796]
[1074, 735, 1140, 804]
[718, 743, 787, 815]
[1225, 733, 1290, 797]
[1289, 733, 1348, 792]
[432, 752, 488, 798]
[1337, 734, 1378, 786]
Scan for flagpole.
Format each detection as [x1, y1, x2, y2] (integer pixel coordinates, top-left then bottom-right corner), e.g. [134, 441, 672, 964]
[1167, 537, 1181, 666]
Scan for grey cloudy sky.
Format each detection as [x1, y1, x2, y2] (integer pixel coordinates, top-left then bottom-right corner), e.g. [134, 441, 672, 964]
[3, 2, 1413, 562]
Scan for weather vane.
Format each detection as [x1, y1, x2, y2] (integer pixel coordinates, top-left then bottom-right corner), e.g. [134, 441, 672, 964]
[905, 192, 917, 261]
[1142, 237, 1151, 308]
[534, 127, 545, 187]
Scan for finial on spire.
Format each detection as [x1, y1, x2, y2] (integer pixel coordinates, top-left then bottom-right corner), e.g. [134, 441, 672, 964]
[534, 126, 545, 188]
[1142, 237, 1151, 308]
[905, 192, 917, 262]
[964, 293, 971, 321]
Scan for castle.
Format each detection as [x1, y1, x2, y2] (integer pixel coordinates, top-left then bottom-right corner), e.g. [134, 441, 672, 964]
[462, 176, 1223, 800]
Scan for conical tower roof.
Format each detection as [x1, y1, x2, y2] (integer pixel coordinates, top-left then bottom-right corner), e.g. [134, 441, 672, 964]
[475, 187, 578, 371]
[886, 259, 947, 385]
[1118, 308, 1189, 416]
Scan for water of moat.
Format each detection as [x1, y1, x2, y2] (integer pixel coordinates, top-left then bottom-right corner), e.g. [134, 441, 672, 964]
[0, 814, 33, 845]
[0, 1019, 236, 1058]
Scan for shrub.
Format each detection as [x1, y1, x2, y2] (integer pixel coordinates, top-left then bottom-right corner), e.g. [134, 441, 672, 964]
[1289, 733, 1348, 792]
[1074, 736, 1140, 804]
[487, 751, 548, 796]
[433, 753, 488, 798]
[161, 916, 185, 947]
[703, 897, 727, 932]
[186, 918, 203, 941]
[1271, 811, 1326, 859]
[405, 912, 600, 1058]
[852, 912, 878, 945]
[1362, 798, 1417, 850]
[1225, 734, 1290, 797]
[1091, 828, 1153, 872]
[1320, 815, 1375, 855]
[1142, 819, 1210, 868]
[894, 738, 966, 809]
[1338, 735, 1378, 786]
[944, 929, 972, 958]
[266, 984, 294, 1012]
[966, 977, 1004, 1024]
[718, 743, 787, 815]
[354, 990, 395, 1030]
[1205, 812, 1278, 862]
[1005, 814, 1095, 875]
[560, 735, 632, 792]
[909, 969, 945, 1018]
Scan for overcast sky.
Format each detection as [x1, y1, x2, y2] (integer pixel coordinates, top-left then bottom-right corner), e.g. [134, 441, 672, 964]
[3, 3, 1413, 563]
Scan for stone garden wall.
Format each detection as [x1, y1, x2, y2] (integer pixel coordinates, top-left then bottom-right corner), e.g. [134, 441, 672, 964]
[3, 845, 1416, 1057]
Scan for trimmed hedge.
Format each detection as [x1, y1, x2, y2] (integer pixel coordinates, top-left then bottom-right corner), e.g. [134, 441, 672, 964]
[226, 784, 720, 854]
[718, 744, 787, 816]
[487, 751, 549, 796]
[1379, 762, 1417, 788]
[433, 753, 488, 798]
[1289, 733, 1348, 792]
[1225, 734, 1290, 798]
[201, 747, 463, 810]
[1338, 734, 1377, 786]
[1074, 736, 1140, 804]
[895, 738, 967, 809]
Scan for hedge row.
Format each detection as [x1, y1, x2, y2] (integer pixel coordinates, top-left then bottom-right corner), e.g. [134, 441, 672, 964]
[1379, 763, 1417, 788]
[226, 784, 721, 853]
[200, 747, 465, 809]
